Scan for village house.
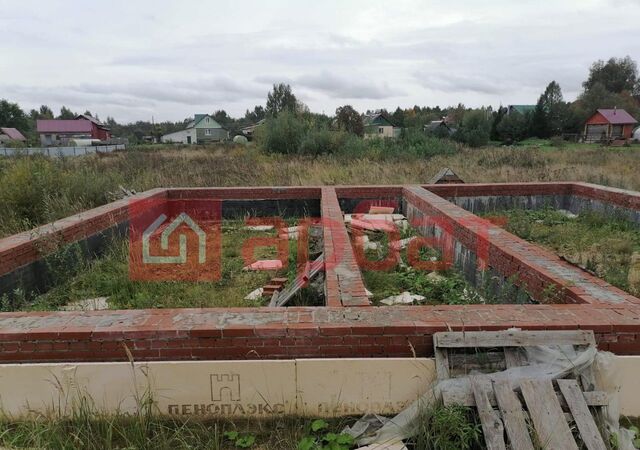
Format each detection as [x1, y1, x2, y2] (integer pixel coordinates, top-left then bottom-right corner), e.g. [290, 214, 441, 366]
[161, 114, 229, 144]
[36, 115, 111, 146]
[240, 119, 265, 140]
[424, 119, 456, 136]
[506, 105, 536, 116]
[583, 108, 638, 142]
[0, 127, 27, 144]
[363, 112, 401, 139]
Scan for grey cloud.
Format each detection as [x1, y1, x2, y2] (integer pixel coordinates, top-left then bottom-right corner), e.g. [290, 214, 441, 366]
[296, 72, 401, 99]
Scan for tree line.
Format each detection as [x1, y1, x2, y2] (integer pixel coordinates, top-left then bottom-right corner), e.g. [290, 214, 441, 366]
[1, 55, 638, 147]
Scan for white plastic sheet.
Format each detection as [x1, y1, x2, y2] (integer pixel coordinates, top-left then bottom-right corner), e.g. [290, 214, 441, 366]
[347, 338, 633, 449]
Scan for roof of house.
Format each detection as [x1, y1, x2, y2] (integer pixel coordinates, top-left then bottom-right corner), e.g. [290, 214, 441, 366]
[428, 167, 464, 184]
[0, 127, 26, 141]
[185, 114, 224, 129]
[508, 105, 536, 115]
[76, 114, 109, 130]
[37, 119, 93, 133]
[594, 108, 638, 125]
[426, 120, 451, 131]
[363, 112, 397, 128]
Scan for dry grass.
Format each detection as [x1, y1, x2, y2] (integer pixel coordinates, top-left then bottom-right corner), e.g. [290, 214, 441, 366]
[1, 142, 639, 239]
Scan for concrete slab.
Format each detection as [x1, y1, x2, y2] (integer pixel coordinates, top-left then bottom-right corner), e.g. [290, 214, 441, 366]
[0, 357, 638, 419]
[296, 358, 436, 417]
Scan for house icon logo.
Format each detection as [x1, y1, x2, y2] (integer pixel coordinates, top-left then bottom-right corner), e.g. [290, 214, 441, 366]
[142, 212, 207, 264]
[211, 373, 241, 402]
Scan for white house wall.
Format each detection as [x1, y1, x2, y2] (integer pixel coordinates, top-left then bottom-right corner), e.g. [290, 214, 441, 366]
[161, 129, 196, 144]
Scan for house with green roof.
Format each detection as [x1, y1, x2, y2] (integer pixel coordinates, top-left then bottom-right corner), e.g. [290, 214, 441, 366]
[161, 114, 229, 144]
[506, 105, 536, 116]
[363, 112, 401, 139]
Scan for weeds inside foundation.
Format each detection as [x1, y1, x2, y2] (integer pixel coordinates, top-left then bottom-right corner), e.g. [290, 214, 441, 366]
[487, 207, 640, 296]
[1, 219, 324, 311]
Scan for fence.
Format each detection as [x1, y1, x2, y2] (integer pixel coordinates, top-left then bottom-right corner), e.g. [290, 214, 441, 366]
[0, 144, 125, 157]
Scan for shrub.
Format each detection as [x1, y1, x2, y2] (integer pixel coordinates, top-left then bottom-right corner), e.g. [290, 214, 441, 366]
[256, 111, 308, 154]
[300, 128, 334, 155]
[550, 135, 566, 147]
[454, 110, 491, 148]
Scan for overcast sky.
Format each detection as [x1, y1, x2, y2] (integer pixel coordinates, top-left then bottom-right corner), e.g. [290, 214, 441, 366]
[1, 0, 638, 123]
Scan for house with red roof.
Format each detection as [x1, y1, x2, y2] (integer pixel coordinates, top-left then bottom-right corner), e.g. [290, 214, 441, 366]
[0, 127, 27, 144]
[36, 115, 111, 146]
[583, 108, 638, 142]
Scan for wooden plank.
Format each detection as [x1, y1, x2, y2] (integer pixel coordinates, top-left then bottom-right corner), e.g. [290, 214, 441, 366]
[435, 331, 595, 348]
[434, 348, 450, 381]
[270, 254, 323, 307]
[444, 385, 607, 408]
[504, 348, 527, 368]
[520, 379, 578, 450]
[493, 380, 535, 450]
[558, 379, 607, 450]
[470, 377, 506, 450]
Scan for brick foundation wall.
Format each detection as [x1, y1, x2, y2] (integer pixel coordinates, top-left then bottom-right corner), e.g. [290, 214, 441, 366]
[0, 304, 639, 363]
[0, 182, 639, 363]
[403, 185, 639, 306]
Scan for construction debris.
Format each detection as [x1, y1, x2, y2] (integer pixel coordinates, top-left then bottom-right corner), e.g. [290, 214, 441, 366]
[270, 254, 324, 307]
[380, 292, 425, 305]
[278, 226, 301, 240]
[369, 206, 395, 215]
[558, 209, 578, 219]
[350, 218, 397, 233]
[242, 260, 283, 271]
[244, 288, 264, 301]
[262, 277, 288, 298]
[60, 297, 110, 311]
[426, 272, 447, 283]
[390, 237, 416, 251]
[244, 225, 274, 231]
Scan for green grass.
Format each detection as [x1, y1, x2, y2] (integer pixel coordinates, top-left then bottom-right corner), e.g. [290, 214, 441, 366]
[2, 220, 321, 312]
[0, 396, 487, 450]
[359, 225, 487, 305]
[493, 208, 640, 296]
[0, 413, 352, 450]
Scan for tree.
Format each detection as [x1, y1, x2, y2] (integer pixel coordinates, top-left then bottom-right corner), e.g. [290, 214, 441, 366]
[335, 105, 364, 136]
[58, 106, 76, 119]
[266, 83, 298, 116]
[454, 109, 490, 147]
[391, 107, 405, 128]
[497, 111, 531, 143]
[257, 110, 307, 154]
[531, 81, 568, 138]
[583, 56, 639, 95]
[490, 107, 506, 141]
[212, 110, 233, 128]
[0, 99, 30, 132]
[244, 105, 266, 123]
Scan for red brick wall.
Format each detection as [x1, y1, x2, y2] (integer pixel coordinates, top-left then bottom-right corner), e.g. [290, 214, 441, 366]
[1, 182, 640, 363]
[403, 185, 640, 306]
[0, 304, 639, 363]
[0, 189, 166, 278]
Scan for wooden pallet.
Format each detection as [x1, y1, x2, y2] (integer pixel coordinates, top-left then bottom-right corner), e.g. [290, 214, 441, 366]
[435, 330, 608, 450]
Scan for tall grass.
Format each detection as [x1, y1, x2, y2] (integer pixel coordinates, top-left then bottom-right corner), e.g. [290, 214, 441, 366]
[1, 143, 639, 238]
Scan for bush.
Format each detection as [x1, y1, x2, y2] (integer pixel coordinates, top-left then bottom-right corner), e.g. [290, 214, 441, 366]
[256, 111, 308, 154]
[300, 128, 334, 155]
[454, 110, 491, 148]
[549, 135, 566, 148]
